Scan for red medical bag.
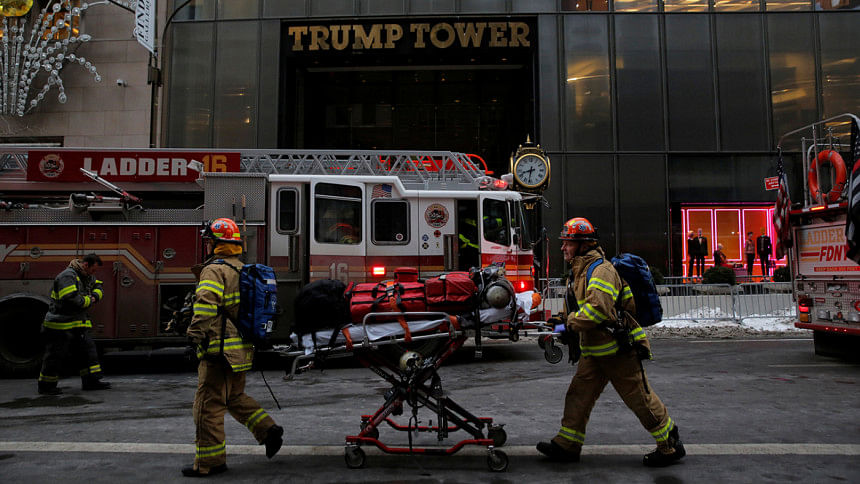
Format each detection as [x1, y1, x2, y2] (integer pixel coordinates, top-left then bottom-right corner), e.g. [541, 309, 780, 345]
[425, 272, 477, 313]
[347, 280, 427, 324]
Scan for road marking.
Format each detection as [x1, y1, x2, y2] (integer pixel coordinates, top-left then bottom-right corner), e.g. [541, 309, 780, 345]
[0, 442, 857, 456]
[688, 339, 812, 343]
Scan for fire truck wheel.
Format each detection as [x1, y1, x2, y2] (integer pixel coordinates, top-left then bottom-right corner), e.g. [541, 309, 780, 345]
[0, 295, 48, 377]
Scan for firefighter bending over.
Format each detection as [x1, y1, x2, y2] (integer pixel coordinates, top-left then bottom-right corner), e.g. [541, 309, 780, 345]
[182, 218, 283, 477]
[537, 217, 685, 467]
[37, 253, 111, 395]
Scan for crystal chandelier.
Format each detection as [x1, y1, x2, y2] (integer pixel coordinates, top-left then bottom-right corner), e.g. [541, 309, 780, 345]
[0, 0, 137, 116]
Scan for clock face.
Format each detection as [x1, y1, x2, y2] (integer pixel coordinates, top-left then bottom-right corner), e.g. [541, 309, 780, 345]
[514, 154, 548, 188]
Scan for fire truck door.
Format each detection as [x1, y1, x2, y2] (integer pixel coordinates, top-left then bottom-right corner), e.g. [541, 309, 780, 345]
[479, 195, 514, 269]
[115, 227, 158, 339]
[269, 183, 308, 334]
[310, 181, 365, 284]
[454, 199, 478, 272]
[80, 226, 119, 339]
[366, 194, 419, 279]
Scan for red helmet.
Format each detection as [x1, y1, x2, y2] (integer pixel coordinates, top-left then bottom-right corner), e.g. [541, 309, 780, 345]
[560, 217, 598, 241]
[203, 218, 242, 244]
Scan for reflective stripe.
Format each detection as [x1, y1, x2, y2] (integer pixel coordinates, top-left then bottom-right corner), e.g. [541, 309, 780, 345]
[43, 319, 91, 330]
[204, 338, 253, 354]
[193, 303, 219, 316]
[578, 302, 607, 324]
[195, 440, 227, 459]
[196, 280, 224, 297]
[651, 418, 674, 443]
[621, 286, 633, 301]
[245, 409, 269, 432]
[57, 285, 77, 298]
[557, 426, 585, 444]
[630, 327, 646, 342]
[93, 288, 103, 299]
[587, 277, 618, 298]
[82, 295, 92, 308]
[581, 340, 618, 357]
[222, 292, 240, 307]
[232, 362, 253, 372]
[458, 234, 478, 250]
[38, 373, 59, 382]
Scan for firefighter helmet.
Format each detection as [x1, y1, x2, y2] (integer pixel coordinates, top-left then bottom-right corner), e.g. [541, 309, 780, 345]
[560, 217, 598, 241]
[203, 218, 242, 244]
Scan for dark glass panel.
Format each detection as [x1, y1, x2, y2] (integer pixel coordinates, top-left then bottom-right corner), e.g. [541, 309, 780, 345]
[615, 15, 664, 151]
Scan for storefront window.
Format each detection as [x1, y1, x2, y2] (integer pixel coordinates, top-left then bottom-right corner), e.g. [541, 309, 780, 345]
[563, 15, 612, 151]
[218, 0, 259, 18]
[664, 0, 709, 12]
[714, 0, 761, 10]
[167, 23, 214, 147]
[818, 12, 860, 118]
[170, 0, 215, 20]
[613, 0, 658, 12]
[716, 209, 741, 261]
[768, 14, 817, 149]
[615, 15, 664, 151]
[561, 0, 609, 10]
[766, 0, 812, 10]
[213, 22, 258, 148]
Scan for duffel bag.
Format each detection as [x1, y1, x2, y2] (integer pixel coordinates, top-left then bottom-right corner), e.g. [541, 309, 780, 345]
[425, 271, 477, 314]
[346, 280, 427, 324]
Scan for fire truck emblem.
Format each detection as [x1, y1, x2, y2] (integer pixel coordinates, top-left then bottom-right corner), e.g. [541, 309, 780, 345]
[425, 204, 449, 228]
[38, 154, 64, 178]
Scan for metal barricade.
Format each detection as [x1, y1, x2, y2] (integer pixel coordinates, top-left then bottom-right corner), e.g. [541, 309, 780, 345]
[539, 279, 796, 323]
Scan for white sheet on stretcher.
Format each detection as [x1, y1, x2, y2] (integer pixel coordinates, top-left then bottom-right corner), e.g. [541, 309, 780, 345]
[292, 318, 449, 355]
[291, 290, 536, 355]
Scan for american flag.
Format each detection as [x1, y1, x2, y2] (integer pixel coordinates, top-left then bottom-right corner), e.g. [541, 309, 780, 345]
[772, 150, 792, 260]
[371, 183, 392, 199]
[844, 120, 860, 263]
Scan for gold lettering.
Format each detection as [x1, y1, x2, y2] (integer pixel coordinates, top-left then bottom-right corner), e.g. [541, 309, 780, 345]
[288, 26, 308, 51]
[430, 23, 455, 49]
[309, 26, 330, 51]
[330, 25, 351, 50]
[410, 23, 430, 48]
[488, 22, 508, 47]
[384, 23, 403, 48]
[454, 22, 486, 48]
[353, 24, 383, 49]
[509, 22, 530, 47]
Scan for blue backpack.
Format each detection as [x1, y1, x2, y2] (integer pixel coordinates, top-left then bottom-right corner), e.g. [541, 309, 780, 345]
[213, 261, 279, 344]
[585, 253, 663, 327]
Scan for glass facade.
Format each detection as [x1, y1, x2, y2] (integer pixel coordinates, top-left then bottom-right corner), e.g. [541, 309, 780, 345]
[163, 2, 859, 276]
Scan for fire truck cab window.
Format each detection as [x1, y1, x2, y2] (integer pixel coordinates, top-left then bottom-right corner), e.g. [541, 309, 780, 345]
[482, 199, 510, 246]
[277, 188, 298, 233]
[372, 200, 409, 245]
[315, 183, 362, 245]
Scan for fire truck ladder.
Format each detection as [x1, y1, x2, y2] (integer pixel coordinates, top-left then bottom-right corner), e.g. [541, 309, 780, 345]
[238, 150, 489, 191]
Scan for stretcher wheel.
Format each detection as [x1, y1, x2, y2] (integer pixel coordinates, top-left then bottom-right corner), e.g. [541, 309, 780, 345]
[344, 446, 366, 469]
[544, 344, 563, 364]
[488, 426, 507, 447]
[487, 449, 509, 472]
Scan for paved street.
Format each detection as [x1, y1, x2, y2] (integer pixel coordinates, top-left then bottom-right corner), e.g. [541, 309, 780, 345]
[1, 335, 858, 483]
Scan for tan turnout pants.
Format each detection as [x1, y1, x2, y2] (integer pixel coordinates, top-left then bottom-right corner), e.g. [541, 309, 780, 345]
[551, 351, 676, 453]
[193, 359, 276, 471]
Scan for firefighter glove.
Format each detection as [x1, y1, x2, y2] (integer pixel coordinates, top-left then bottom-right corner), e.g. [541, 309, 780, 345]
[183, 345, 199, 363]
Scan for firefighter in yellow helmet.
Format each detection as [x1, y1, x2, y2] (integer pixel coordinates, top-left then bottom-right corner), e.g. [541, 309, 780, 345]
[536, 217, 685, 467]
[182, 218, 283, 477]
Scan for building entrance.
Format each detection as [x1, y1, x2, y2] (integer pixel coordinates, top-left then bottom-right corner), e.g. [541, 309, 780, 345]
[289, 66, 532, 175]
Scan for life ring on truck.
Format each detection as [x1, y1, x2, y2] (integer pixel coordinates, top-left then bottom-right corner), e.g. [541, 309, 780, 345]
[807, 149, 847, 204]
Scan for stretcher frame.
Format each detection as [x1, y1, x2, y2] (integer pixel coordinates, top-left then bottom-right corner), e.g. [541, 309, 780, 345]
[277, 311, 510, 472]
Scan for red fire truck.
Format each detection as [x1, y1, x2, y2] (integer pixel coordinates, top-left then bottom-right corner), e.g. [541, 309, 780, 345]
[783, 114, 860, 357]
[0, 148, 539, 375]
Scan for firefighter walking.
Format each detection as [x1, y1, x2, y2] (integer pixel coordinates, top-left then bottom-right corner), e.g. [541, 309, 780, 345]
[537, 217, 686, 467]
[182, 218, 283, 477]
[37, 253, 111, 395]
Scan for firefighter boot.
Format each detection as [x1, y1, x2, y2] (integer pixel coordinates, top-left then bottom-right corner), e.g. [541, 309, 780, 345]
[81, 376, 112, 391]
[643, 426, 686, 467]
[37, 382, 62, 395]
[536, 441, 580, 463]
[263, 424, 283, 458]
[181, 464, 228, 478]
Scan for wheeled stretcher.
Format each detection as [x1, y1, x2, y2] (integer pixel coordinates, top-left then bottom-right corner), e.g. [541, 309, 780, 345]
[277, 311, 511, 472]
